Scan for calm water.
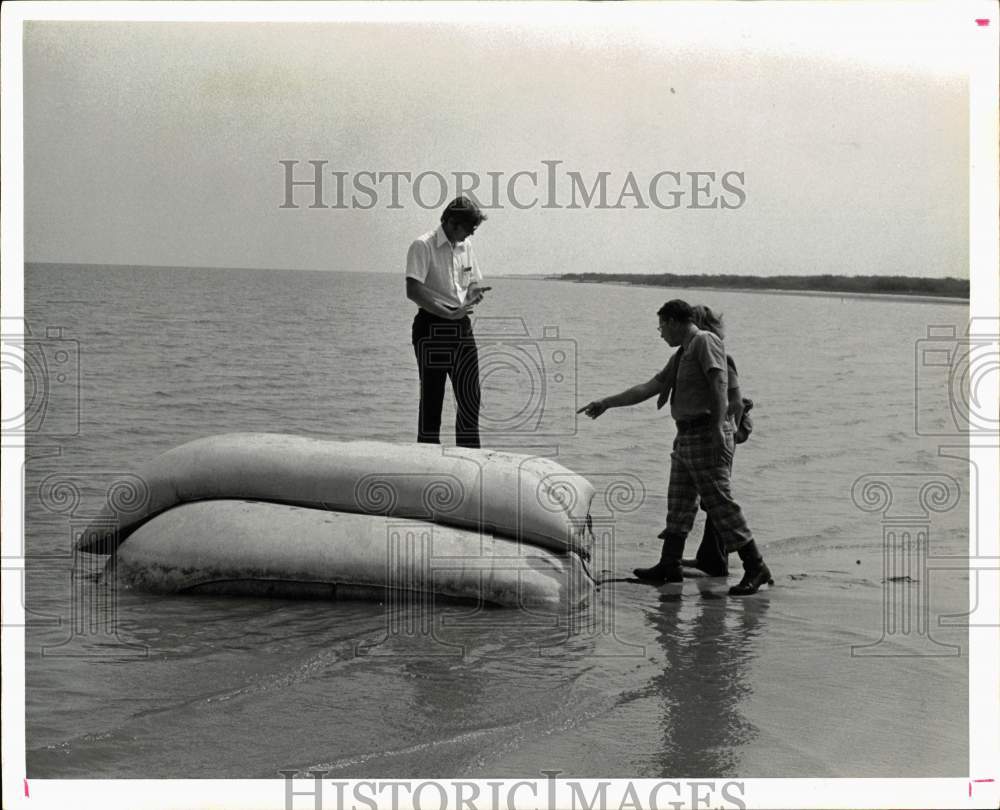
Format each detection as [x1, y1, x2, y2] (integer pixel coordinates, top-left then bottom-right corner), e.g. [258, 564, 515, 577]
[21, 264, 969, 778]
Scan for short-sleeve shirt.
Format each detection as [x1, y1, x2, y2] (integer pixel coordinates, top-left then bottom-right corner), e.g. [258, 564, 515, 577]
[405, 225, 484, 309]
[653, 329, 729, 420]
[656, 352, 739, 393]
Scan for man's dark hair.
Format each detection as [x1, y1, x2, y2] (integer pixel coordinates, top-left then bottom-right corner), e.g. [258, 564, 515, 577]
[441, 196, 488, 229]
[657, 299, 694, 322]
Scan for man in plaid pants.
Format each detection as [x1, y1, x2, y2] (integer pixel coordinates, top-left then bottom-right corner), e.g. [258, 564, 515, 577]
[578, 299, 773, 595]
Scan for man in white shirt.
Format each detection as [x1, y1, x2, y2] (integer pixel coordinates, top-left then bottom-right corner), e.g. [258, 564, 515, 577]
[405, 196, 489, 448]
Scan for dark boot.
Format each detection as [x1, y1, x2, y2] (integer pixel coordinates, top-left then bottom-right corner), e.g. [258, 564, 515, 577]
[633, 530, 685, 584]
[728, 540, 774, 596]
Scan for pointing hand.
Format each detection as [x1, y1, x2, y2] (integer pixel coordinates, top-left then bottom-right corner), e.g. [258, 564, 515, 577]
[577, 400, 607, 419]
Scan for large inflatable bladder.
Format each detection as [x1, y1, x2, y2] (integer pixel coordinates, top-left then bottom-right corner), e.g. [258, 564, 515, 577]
[76, 433, 596, 558]
[107, 500, 595, 610]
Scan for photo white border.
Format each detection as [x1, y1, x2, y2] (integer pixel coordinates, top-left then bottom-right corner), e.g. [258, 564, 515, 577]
[2, 3, 997, 808]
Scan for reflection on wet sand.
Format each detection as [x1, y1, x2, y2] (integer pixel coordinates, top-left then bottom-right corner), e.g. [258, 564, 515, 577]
[648, 581, 769, 776]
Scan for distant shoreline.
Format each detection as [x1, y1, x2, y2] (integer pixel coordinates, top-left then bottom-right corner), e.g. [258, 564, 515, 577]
[525, 273, 968, 306]
[26, 264, 970, 306]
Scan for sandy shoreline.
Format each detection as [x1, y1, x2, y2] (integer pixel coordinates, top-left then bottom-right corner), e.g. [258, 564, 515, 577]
[467, 537, 969, 778]
[494, 275, 968, 306]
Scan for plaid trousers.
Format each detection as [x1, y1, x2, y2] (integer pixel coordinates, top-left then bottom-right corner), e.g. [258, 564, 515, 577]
[664, 421, 754, 552]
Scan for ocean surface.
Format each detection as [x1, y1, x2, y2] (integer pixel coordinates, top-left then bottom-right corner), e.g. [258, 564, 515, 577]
[20, 264, 970, 779]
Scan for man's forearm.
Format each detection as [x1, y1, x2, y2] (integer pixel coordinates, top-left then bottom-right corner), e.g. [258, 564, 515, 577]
[603, 385, 653, 409]
[407, 281, 453, 317]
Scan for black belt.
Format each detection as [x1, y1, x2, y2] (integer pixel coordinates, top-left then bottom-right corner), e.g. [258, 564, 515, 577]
[675, 414, 713, 432]
[415, 308, 470, 324]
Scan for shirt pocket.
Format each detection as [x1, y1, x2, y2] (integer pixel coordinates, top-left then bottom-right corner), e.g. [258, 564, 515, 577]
[455, 248, 473, 288]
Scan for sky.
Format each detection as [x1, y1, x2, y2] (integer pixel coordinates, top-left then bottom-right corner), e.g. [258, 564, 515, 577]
[19, 4, 978, 277]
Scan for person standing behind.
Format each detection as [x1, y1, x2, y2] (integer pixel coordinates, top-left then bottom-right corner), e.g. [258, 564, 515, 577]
[577, 299, 773, 596]
[405, 196, 490, 448]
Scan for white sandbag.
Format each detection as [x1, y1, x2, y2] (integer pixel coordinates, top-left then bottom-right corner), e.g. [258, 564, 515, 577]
[77, 433, 595, 557]
[108, 500, 595, 610]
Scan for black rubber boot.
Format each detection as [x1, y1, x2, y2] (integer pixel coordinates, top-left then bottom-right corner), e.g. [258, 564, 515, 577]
[633, 530, 686, 584]
[728, 540, 774, 595]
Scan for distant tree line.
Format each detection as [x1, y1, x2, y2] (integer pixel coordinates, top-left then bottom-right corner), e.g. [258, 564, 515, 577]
[554, 273, 968, 299]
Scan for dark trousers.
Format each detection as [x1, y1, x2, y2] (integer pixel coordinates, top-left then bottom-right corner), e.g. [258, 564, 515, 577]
[412, 309, 481, 448]
[694, 450, 737, 574]
[697, 515, 729, 573]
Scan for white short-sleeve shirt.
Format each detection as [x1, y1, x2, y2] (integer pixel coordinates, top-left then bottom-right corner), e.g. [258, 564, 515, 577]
[405, 224, 484, 308]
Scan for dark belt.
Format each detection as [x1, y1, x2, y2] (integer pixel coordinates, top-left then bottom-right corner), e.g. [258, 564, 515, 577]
[675, 414, 713, 432]
[413, 309, 472, 341]
[415, 307, 469, 323]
